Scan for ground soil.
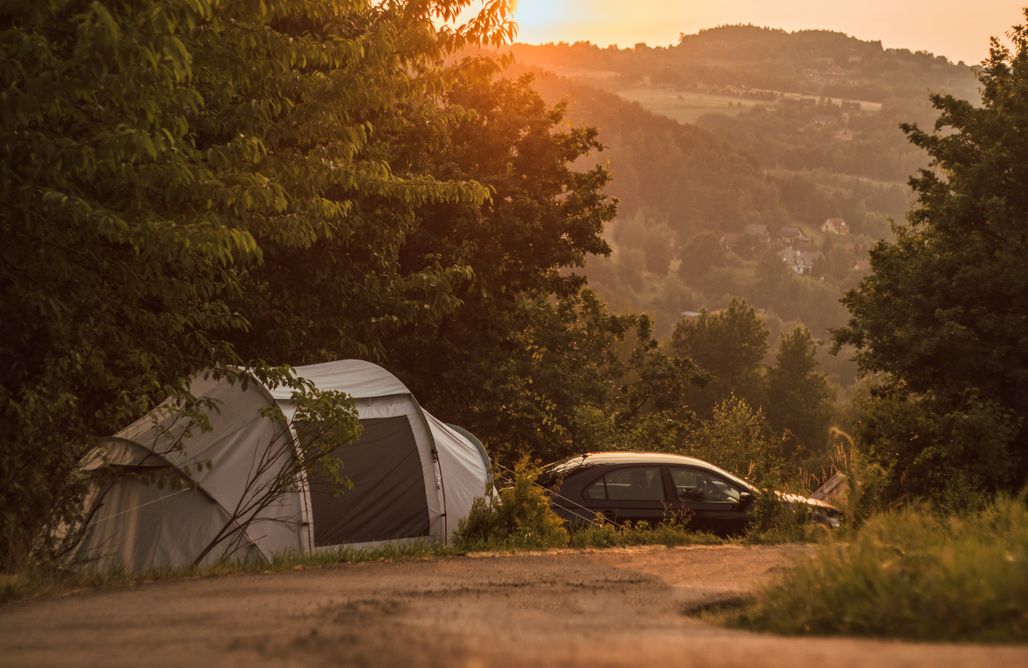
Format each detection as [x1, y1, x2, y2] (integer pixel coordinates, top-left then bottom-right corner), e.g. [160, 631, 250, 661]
[1, 544, 1024, 667]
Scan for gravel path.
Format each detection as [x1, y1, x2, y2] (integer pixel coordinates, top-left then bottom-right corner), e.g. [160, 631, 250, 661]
[1, 544, 1024, 667]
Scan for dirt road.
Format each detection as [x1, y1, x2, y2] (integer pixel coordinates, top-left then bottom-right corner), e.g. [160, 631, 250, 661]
[1, 544, 1024, 667]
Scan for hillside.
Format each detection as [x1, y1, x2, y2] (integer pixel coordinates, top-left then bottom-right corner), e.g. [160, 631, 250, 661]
[505, 27, 981, 384]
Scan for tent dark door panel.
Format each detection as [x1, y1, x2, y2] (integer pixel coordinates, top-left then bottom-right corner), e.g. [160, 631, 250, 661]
[304, 416, 429, 546]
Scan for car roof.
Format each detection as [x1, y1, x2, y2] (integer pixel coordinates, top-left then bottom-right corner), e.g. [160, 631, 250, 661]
[544, 452, 757, 492]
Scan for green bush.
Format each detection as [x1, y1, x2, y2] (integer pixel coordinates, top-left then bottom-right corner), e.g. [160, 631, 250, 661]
[735, 495, 1028, 642]
[455, 456, 570, 550]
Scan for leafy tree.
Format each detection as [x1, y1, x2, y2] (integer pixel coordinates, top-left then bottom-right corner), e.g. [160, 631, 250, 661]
[834, 12, 1028, 501]
[856, 388, 1016, 508]
[0, 0, 513, 567]
[669, 298, 768, 415]
[380, 66, 636, 465]
[764, 327, 834, 464]
[683, 396, 786, 484]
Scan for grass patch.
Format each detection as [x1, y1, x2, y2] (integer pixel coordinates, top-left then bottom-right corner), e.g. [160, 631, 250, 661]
[726, 495, 1028, 643]
[0, 541, 458, 606]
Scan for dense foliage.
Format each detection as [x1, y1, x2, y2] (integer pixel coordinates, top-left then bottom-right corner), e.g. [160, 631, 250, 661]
[384, 67, 635, 464]
[835, 13, 1028, 504]
[0, 0, 516, 568]
[0, 0, 664, 569]
[665, 300, 834, 465]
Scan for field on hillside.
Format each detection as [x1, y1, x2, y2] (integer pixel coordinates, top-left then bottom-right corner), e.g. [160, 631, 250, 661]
[616, 87, 760, 123]
[613, 85, 884, 124]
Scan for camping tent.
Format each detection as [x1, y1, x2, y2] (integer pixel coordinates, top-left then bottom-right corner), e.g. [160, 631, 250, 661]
[73, 360, 491, 573]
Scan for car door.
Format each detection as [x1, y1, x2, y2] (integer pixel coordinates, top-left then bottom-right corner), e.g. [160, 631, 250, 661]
[666, 466, 749, 535]
[579, 466, 668, 525]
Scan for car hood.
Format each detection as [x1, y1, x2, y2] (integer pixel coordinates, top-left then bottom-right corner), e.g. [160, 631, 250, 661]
[774, 491, 839, 511]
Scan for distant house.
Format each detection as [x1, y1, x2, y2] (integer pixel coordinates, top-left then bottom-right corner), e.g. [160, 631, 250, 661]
[778, 247, 823, 276]
[821, 218, 850, 236]
[779, 226, 812, 247]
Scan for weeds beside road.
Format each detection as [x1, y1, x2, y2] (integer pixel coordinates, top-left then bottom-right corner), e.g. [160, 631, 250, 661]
[732, 495, 1028, 643]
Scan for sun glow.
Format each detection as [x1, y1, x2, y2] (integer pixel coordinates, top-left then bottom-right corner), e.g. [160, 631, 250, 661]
[513, 0, 565, 27]
[505, 0, 1021, 66]
[512, 0, 573, 42]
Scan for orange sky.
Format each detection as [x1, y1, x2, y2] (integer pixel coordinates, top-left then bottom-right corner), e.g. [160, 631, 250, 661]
[511, 1, 1025, 65]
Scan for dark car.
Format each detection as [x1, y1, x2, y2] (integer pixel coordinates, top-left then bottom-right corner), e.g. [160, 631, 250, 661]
[537, 452, 841, 536]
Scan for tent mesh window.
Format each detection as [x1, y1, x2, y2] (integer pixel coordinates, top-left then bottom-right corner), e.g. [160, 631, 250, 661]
[299, 416, 430, 546]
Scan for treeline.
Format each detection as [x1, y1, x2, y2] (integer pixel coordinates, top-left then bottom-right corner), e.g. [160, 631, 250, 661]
[511, 25, 979, 102]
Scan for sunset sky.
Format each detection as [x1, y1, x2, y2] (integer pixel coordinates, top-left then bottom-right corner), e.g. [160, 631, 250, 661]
[511, 1, 1026, 65]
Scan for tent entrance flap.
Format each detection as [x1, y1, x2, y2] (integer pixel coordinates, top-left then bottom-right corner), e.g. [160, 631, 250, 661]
[304, 416, 430, 547]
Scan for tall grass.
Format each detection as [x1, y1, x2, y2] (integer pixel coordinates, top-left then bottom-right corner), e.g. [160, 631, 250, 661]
[735, 495, 1028, 642]
[568, 520, 723, 549]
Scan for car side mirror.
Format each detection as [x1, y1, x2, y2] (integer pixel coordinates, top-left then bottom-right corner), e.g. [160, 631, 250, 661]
[737, 492, 755, 510]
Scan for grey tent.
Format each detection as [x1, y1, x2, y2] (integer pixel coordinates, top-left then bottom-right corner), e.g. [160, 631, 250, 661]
[74, 360, 491, 573]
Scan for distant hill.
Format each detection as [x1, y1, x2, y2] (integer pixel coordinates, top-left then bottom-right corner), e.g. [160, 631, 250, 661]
[499, 26, 982, 385]
[511, 25, 979, 103]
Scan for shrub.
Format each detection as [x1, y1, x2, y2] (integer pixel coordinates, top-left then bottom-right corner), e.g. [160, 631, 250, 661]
[455, 455, 569, 550]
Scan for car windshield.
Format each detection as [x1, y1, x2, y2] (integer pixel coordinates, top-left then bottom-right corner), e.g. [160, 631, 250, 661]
[694, 462, 757, 494]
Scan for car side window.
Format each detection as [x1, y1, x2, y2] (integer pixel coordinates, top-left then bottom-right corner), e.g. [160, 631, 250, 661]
[583, 467, 664, 501]
[670, 468, 741, 504]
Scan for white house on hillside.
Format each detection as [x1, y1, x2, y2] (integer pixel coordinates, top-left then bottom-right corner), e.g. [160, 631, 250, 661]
[821, 218, 850, 235]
